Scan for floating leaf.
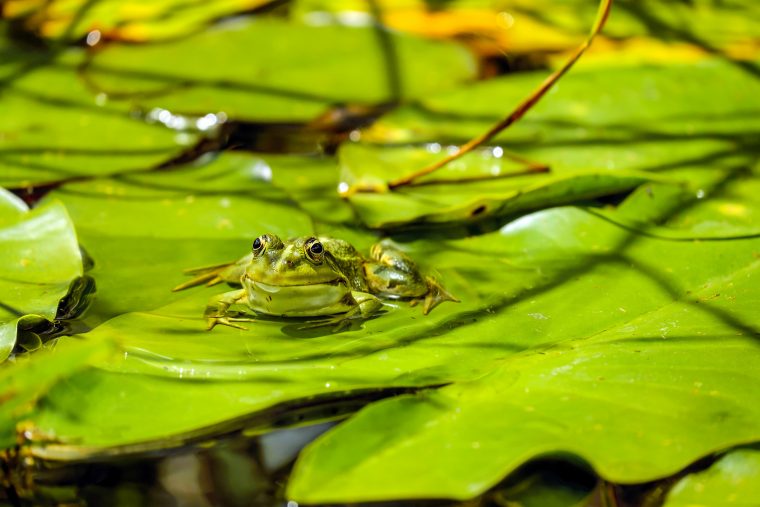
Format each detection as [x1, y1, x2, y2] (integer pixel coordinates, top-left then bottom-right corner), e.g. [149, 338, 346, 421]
[21, 173, 760, 465]
[83, 18, 477, 121]
[0, 337, 114, 449]
[3, 0, 274, 42]
[287, 234, 760, 502]
[340, 142, 668, 229]
[0, 189, 83, 361]
[344, 58, 760, 228]
[0, 44, 195, 188]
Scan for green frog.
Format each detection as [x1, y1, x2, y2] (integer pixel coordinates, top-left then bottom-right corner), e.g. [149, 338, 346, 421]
[173, 234, 458, 330]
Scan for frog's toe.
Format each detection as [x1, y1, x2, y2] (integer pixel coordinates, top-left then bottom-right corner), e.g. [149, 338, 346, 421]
[298, 314, 353, 332]
[206, 316, 256, 331]
[422, 277, 459, 315]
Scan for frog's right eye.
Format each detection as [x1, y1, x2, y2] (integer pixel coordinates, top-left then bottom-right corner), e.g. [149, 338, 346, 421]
[252, 236, 266, 254]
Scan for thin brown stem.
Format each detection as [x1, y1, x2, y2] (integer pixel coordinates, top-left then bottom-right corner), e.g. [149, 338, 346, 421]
[387, 0, 614, 189]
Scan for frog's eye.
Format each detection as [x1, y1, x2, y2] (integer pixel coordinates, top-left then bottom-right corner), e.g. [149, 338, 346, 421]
[252, 235, 266, 255]
[305, 238, 324, 262]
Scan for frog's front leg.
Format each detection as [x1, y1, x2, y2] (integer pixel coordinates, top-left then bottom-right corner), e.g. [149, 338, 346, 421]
[302, 291, 382, 331]
[350, 290, 384, 319]
[204, 289, 254, 330]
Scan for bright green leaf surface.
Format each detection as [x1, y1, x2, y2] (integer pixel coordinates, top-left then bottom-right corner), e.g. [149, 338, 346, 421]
[346, 58, 760, 228]
[24, 179, 760, 468]
[0, 46, 195, 188]
[341, 142, 668, 229]
[0, 190, 82, 361]
[0, 338, 114, 449]
[663, 447, 760, 507]
[84, 18, 476, 122]
[288, 244, 760, 502]
[3, 0, 273, 41]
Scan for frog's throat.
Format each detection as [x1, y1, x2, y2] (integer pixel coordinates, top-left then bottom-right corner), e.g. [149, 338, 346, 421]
[246, 277, 343, 290]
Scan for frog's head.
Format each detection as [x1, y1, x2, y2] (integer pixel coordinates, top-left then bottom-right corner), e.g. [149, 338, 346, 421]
[244, 234, 342, 286]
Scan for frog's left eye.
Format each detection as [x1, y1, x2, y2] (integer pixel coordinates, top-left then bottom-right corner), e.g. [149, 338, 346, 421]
[305, 238, 324, 262]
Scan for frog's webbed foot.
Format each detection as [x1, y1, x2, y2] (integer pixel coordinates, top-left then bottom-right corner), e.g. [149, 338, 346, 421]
[206, 315, 257, 331]
[173, 262, 233, 292]
[421, 276, 459, 315]
[298, 314, 353, 333]
[173, 254, 251, 292]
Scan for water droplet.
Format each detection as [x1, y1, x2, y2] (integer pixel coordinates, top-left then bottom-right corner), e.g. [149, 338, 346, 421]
[337, 182, 350, 195]
[86, 30, 101, 47]
[497, 12, 515, 29]
[249, 160, 272, 182]
[426, 142, 442, 154]
[695, 189, 706, 199]
[492, 146, 504, 158]
[195, 113, 218, 131]
[349, 130, 361, 142]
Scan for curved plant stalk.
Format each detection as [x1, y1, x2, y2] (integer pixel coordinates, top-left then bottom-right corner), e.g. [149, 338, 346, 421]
[387, 0, 614, 190]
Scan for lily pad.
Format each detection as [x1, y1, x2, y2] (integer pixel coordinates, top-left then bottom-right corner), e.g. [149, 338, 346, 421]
[3, 0, 274, 42]
[339, 142, 670, 229]
[344, 57, 760, 229]
[0, 337, 114, 449]
[287, 236, 760, 502]
[663, 447, 760, 507]
[20, 160, 760, 469]
[0, 188, 83, 361]
[83, 18, 477, 121]
[0, 44, 195, 188]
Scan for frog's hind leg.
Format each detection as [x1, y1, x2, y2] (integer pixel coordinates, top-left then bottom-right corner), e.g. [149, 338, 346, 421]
[421, 276, 459, 315]
[172, 256, 249, 292]
[365, 240, 458, 314]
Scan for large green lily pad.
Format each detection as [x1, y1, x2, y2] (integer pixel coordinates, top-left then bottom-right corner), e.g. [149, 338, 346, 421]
[343, 57, 760, 229]
[0, 337, 114, 449]
[0, 188, 83, 361]
[0, 44, 195, 188]
[83, 18, 476, 121]
[287, 225, 760, 502]
[17, 153, 760, 476]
